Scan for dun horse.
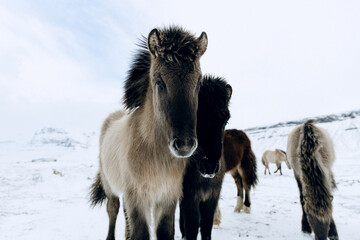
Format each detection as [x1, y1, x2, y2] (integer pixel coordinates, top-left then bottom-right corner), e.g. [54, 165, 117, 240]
[180, 75, 232, 240]
[214, 129, 258, 225]
[261, 149, 291, 175]
[90, 26, 208, 240]
[287, 120, 338, 240]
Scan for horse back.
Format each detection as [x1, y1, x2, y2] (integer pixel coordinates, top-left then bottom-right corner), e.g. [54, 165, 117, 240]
[223, 129, 251, 172]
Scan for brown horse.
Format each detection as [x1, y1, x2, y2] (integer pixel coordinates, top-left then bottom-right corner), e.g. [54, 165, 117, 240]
[90, 26, 208, 240]
[287, 120, 338, 240]
[214, 129, 258, 224]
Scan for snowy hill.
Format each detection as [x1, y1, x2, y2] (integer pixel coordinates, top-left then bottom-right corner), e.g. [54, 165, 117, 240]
[0, 110, 359, 239]
[29, 128, 95, 149]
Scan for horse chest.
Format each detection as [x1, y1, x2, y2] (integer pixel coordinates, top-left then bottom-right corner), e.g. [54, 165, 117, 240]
[128, 157, 186, 202]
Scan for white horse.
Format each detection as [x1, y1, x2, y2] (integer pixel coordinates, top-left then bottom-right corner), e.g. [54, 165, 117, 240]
[287, 119, 338, 240]
[261, 149, 291, 175]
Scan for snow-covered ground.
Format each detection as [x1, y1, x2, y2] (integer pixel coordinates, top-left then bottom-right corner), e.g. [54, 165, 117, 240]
[1, 111, 360, 239]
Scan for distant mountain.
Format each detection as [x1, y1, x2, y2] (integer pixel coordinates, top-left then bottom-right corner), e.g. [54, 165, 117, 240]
[245, 110, 360, 132]
[244, 109, 360, 158]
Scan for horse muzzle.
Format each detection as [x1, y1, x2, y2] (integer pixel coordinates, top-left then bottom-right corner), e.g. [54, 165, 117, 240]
[198, 157, 220, 178]
[169, 137, 198, 158]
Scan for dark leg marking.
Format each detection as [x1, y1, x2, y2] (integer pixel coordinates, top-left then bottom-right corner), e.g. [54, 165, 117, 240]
[124, 199, 150, 240]
[307, 214, 330, 240]
[156, 201, 177, 240]
[106, 195, 120, 240]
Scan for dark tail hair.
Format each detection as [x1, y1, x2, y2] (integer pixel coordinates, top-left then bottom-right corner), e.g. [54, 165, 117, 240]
[299, 119, 332, 221]
[242, 149, 258, 188]
[89, 172, 107, 207]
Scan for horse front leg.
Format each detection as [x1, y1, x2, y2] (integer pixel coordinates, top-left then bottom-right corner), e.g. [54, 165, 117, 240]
[199, 197, 218, 240]
[106, 195, 120, 240]
[154, 200, 177, 240]
[180, 197, 200, 240]
[274, 162, 281, 174]
[123, 193, 150, 240]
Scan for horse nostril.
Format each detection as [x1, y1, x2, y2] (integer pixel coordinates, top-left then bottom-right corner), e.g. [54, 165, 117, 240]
[188, 137, 198, 151]
[173, 138, 197, 151]
[173, 138, 183, 151]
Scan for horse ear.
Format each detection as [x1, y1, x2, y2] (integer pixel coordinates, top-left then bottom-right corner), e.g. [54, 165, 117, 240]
[148, 28, 162, 57]
[197, 32, 208, 57]
[225, 84, 232, 100]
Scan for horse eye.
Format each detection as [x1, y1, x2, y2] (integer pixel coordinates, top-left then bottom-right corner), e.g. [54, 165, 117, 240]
[196, 77, 202, 89]
[156, 79, 166, 90]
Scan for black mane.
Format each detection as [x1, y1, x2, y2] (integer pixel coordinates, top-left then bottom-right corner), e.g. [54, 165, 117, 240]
[123, 26, 203, 110]
[123, 39, 150, 110]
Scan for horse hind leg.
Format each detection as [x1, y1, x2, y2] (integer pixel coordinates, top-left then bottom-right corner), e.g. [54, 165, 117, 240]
[307, 214, 330, 240]
[230, 169, 244, 212]
[243, 181, 251, 214]
[263, 162, 270, 175]
[295, 177, 312, 233]
[106, 195, 120, 240]
[274, 163, 281, 174]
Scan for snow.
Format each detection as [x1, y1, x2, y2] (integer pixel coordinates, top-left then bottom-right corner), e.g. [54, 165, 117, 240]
[1, 112, 360, 239]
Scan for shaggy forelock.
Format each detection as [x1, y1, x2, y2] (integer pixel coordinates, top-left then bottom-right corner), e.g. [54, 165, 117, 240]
[155, 26, 201, 63]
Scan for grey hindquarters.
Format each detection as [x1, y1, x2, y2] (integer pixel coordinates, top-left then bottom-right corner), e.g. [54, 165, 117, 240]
[288, 120, 338, 240]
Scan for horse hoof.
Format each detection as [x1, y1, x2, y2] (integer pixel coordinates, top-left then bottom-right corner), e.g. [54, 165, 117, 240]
[243, 206, 251, 214]
[234, 197, 244, 212]
[234, 206, 242, 212]
[328, 236, 339, 240]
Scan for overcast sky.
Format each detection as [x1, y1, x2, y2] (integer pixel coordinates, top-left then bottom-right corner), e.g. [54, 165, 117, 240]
[1, 0, 359, 138]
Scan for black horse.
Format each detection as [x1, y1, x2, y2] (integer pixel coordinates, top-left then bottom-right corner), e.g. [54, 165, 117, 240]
[180, 75, 232, 240]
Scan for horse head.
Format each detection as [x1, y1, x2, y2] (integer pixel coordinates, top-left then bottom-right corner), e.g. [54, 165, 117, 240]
[147, 27, 208, 158]
[194, 76, 232, 178]
[277, 149, 291, 169]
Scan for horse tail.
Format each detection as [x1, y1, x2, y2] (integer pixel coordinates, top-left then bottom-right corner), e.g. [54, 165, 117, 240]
[89, 172, 107, 207]
[242, 149, 258, 188]
[299, 119, 332, 221]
